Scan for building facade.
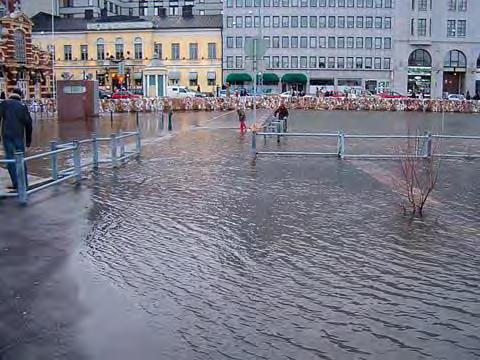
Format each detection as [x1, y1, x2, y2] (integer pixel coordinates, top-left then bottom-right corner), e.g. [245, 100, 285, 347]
[0, 10, 53, 98]
[223, 0, 480, 98]
[32, 13, 222, 96]
[21, 0, 222, 18]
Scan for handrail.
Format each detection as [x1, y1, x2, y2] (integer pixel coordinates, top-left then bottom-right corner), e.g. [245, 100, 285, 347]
[1, 129, 142, 204]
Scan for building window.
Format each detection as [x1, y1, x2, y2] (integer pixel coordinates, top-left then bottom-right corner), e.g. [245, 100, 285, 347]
[264, 16, 271, 27]
[227, 56, 234, 68]
[319, 36, 326, 48]
[245, 16, 253, 27]
[226, 37, 234, 48]
[447, 20, 456, 36]
[64, 45, 72, 61]
[310, 36, 317, 48]
[310, 16, 317, 28]
[208, 43, 217, 59]
[328, 0, 335, 6]
[291, 56, 298, 68]
[357, 0, 364, 6]
[385, 0, 391, 7]
[189, 43, 198, 60]
[366, 16, 373, 28]
[80, 45, 88, 60]
[338, 0, 345, 5]
[236, 16, 243, 27]
[457, 20, 466, 37]
[14, 30, 26, 63]
[328, 36, 336, 48]
[458, 0, 467, 11]
[338, 16, 345, 28]
[347, 16, 354, 28]
[272, 56, 280, 68]
[375, 37, 382, 49]
[236, 37, 243, 48]
[418, 19, 427, 36]
[318, 56, 325, 68]
[355, 37, 363, 48]
[134, 38, 143, 59]
[444, 50, 466, 68]
[319, 16, 326, 27]
[383, 58, 391, 69]
[308, 56, 316, 68]
[346, 57, 354, 69]
[300, 36, 307, 48]
[96, 38, 105, 60]
[236, 56, 243, 68]
[227, 0, 233, 6]
[408, 49, 432, 66]
[273, 36, 280, 48]
[254, 16, 260, 27]
[282, 36, 289, 48]
[169, 6, 179, 15]
[301, 16, 308, 27]
[448, 0, 456, 11]
[365, 57, 372, 69]
[384, 37, 391, 49]
[154, 43, 162, 59]
[273, 16, 280, 27]
[365, 37, 372, 49]
[337, 57, 345, 68]
[356, 57, 363, 69]
[227, 16, 234, 27]
[418, 0, 427, 10]
[171, 43, 180, 60]
[282, 56, 289, 68]
[328, 57, 335, 68]
[337, 37, 345, 48]
[291, 16, 298, 27]
[384, 17, 391, 29]
[300, 56, 307, 68]
[347, 37, 354, 48]
[375, 16, 382, 28]
[328, 16, 335, 28]
[374, 57, 381, 69]
[291, 36, 298, 48]
[263, 56, 270, 68]
[115, 38, 124, 59]
[356, 16, 363, 28]
[282, 16, 289, 27]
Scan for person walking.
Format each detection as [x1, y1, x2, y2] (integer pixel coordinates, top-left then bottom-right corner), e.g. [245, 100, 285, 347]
[466, 90, 471, 100]
[237, 108, 247, 132]
[274, 102, 289, 120]
[0, 88, 32, 190]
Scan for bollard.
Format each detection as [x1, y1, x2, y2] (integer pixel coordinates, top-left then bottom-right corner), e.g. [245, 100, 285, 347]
[50, 140, 58, 180]
[277, 121, 282, 143]
[110, 110, 113, 126]
[135, 111, 139, 129]
[135, 130, 141, 157]
[168, 111, 173, 131]
[72, 140, 81, 183]
[251, 131, 257, 157]
[92, 133, 99, 169]
[14, 152, 27, 204]
[337, 130, 345, 159]
[110, 133, 118, 168]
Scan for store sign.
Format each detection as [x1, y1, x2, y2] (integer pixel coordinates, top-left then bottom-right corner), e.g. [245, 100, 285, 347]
[408, 67, 431, 76]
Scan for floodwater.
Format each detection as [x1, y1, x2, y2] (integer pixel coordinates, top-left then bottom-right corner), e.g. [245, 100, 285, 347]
[1, 110, 480, 360]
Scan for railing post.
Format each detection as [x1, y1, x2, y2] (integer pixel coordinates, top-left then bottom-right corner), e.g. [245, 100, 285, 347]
[135, 111, 139, 129]
[92, 133, 99, 169]
[426, 132, 432, 158]
[251, 131, 257, 157]
[161, 112, 165, 130]
[277, 122, 281, 143]
[337, 130, 345, 159]
[283, 117, 288, 132]
[135, 130, 141, 157]
[14, 152, 27, 204]
[110, 109, 113, 126]
[73, 140, 82, 183]
[168, 110, 173, 131]
[110, 133, 118, 168]
[50, 140, 58, 180]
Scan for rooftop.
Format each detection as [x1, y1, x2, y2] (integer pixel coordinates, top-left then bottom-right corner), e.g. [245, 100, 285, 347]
[31, 12, 222, 33]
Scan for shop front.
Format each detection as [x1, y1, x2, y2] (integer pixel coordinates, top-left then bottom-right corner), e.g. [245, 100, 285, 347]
[443, 50, 467, 96]
[281, 73, 307, 92]
[407, 67, 431, 98]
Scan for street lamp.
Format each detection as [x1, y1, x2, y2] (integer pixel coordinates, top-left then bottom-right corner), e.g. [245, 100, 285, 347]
[51, 0, 56, 100]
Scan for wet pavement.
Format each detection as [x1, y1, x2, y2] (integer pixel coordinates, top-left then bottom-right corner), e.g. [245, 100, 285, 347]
[1, 110, 480, 360]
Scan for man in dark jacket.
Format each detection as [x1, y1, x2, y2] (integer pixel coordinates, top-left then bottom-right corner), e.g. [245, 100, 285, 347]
[274, 102, 289, 120]
[0, 88, 32, 189]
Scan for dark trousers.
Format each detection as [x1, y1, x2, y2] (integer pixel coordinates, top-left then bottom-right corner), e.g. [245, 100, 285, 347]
[2, 137, 27, 189]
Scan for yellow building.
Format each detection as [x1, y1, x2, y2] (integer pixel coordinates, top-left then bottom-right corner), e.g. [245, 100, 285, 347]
[31, 12, 222, 96]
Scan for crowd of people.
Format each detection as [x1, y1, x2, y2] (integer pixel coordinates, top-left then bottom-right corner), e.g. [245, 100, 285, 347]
[97, 96, 480, 114]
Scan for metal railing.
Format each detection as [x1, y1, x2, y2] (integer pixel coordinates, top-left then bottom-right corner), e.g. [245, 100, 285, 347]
[251, 130, 480, 160]
[1, 130, 141, 204]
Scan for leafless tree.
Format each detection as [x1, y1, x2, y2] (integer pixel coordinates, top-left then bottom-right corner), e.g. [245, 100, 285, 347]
[397, 132, 440, 217]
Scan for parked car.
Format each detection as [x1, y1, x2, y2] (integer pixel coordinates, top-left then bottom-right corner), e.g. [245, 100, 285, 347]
[280, 91, 293, 98]
[447, 94, 466, 101]
[324, 90, 346, 98]
[166, 86, 196, 98]
[111, 91, 141, 99]
[218, 89, 227, 98]
[99, 89, 112, 99]
[377, 91, 406, 99]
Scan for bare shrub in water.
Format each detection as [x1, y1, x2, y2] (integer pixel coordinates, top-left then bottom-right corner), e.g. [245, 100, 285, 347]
[397, 132, 440, 217]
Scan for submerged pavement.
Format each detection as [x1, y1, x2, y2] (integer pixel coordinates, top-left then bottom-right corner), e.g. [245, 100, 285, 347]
[1, 110, 480, 360]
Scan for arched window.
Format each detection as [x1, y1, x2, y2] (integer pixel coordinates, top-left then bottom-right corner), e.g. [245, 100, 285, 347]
[96, 38, 105, 60]
[134, 37, 143, 60]
[408, 49, 432, 67]
[115, 37, 124, 60]
[14, 30, 26, 63]
[444, 50, 466, 68]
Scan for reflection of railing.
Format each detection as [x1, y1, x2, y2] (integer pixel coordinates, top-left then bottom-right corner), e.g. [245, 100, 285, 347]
[1, 130, 141, 204]
[251, 130, 480, 160]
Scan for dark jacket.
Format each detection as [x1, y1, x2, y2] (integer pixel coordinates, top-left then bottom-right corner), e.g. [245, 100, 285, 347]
[0, 94, 33, 147]
[274, 105, 289, 119]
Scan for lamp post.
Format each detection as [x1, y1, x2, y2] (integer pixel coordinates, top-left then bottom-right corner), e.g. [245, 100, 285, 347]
[51, 0, 56, 101]
[248, 8, 263, 125]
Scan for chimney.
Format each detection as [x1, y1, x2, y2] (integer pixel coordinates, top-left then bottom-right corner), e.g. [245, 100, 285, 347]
[182, 5, 193, 18]
[85, 9, 94, 19]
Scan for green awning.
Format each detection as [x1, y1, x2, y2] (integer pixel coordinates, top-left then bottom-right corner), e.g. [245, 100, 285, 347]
[226, 73, 252, 84]
[281, 73, 308, 84]
[258, 73, 279, 84]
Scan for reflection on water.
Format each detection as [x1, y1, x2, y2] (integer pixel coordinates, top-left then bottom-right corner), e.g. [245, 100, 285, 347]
[84, 111, 480, 359]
